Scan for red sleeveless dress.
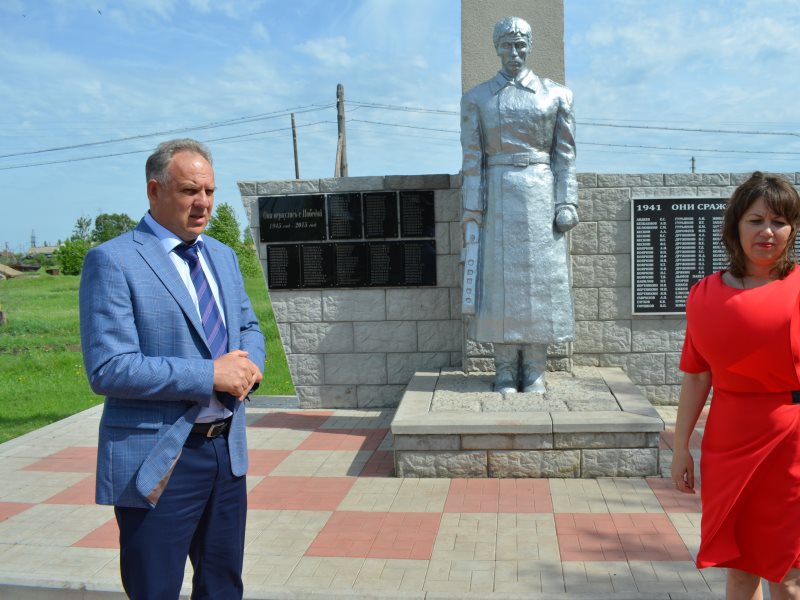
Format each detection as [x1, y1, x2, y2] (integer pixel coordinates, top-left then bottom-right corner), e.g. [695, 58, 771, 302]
[681, 269, 800, 582]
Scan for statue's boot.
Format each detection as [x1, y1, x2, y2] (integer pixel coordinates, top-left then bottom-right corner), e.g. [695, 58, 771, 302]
[521, 344, 547, 393]
[494, 344, 519, 394]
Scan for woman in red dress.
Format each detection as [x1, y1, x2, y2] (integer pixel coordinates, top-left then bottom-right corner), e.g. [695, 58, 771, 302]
[673, 172, 800, 599]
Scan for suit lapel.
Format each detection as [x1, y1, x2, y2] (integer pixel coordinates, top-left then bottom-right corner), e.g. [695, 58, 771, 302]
[132, 222, 209, 350]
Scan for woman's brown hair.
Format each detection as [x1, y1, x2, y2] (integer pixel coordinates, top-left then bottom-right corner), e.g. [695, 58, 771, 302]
[722, 171, 800, 279]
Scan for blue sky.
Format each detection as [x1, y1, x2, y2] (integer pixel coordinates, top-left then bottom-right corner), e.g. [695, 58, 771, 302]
[1, 0, 798, 252]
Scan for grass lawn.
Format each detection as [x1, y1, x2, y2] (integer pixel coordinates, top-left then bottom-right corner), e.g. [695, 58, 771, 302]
[0, 272, 293, 444]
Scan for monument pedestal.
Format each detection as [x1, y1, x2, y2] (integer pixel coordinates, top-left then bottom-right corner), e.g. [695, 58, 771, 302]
[390, 366, 664, 478]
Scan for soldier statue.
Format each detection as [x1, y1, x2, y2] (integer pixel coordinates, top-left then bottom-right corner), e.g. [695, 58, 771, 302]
[461, 16, 578, 394]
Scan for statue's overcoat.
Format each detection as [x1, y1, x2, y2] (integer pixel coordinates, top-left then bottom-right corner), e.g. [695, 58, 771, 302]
[461, 69, 577, 344]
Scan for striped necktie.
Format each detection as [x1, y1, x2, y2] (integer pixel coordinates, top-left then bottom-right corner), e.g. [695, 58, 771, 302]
[173, 241, 228, 360]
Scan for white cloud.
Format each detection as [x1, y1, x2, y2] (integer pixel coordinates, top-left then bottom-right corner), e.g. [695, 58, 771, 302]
[296, 36, 353, 68]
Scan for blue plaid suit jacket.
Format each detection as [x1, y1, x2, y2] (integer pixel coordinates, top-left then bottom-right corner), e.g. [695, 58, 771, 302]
[80, 219, 265, 508]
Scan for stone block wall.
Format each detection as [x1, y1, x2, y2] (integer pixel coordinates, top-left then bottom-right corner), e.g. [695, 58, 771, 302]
[568, 171, 800, 404]
[239, 175, 464, 409]
[241, 171, 800, 408]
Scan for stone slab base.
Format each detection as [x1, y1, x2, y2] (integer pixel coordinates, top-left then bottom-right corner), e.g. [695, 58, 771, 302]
[390, 367, 664, 478]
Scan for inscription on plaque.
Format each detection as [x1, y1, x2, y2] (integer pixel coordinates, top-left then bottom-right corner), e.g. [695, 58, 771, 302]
[335, 243, 368, 287]
[363, 192, 398, 238]
[301, 244, 333, 288]
[327, 193, 362, 240]
[259, 195, 326, 243]
[632, 198, 727, 314]
[400, 190, 435, 237]
[266, 245, 301, 289]
[260, 190, 437, 289]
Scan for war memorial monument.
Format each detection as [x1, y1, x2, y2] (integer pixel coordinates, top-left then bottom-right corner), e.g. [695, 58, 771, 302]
[239, 1, 791, 479]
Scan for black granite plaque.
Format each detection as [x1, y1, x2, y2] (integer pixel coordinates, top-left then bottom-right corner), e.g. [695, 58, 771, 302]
[363, 192, 398, 238]
[300, 244, 335, 288]
[327, 193, 362, 240]
[335, 243, 369, 287]
[399, 190, 435, 238]
[402, 240, 436, 285]
[258, 195, 326, 243]
[266, 244, 301, 289]
[367, 243, 404, 286]
[632, 198, 728, 314]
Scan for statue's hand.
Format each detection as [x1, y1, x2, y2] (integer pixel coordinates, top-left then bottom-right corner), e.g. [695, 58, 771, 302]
[555, 205, 579, 232]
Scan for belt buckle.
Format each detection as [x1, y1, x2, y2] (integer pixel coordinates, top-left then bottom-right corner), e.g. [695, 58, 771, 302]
[512, 153, 528, 167]
[206, 422, 225, 438]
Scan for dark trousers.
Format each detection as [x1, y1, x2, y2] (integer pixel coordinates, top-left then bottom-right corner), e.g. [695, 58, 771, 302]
[115, 432, 247, 600]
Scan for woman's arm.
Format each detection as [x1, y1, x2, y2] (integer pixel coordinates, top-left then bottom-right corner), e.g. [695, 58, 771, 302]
[671, 371, 711, 493]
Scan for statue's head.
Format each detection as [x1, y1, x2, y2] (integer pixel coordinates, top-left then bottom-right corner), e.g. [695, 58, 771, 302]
[493, 16, 532, 78]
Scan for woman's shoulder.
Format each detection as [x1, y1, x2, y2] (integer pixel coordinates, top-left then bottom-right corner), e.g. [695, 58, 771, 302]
[685, 271, 725, 310]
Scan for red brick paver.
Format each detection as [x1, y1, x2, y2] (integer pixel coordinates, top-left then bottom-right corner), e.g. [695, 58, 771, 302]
[24, 447, 97, 473]
[248, 476, 354, 511]
[647, 478, 703, 512]
[444, 478, 553, 513]
[359, 450, 395, 477]
[247, 449, 291, 476]
[556, 513, 691, 561]
[298, 428, 388, 451]
[73, 517, 119, 549]
[250, 411, 333, 431]
[0, 502, 34, 522]
[306, 511, 441, 559]
[44, 475, 96, 505]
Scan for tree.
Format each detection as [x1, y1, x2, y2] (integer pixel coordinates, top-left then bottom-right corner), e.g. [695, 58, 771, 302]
[72, 216, 93, 243]
[93, 213, 136, 243]
[205, 203, 261, 278]
[238, 228, 261, 278]
[205, 203, 242, 250]
[55, 238, 90, 275]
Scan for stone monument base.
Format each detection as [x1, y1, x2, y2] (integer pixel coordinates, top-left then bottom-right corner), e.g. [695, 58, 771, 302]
[390, 366, 664, 478]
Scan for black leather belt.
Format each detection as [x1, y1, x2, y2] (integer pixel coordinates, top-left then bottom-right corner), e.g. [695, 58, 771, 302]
[190, 417, 232, 438]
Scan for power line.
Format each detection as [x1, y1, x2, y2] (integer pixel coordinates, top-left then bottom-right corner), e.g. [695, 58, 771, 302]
[581, 141, 800, 156]
[0, 121, 333, 171]
[581, 121, 800, 138]
[350, 99, 800, 138]
[350, 118, 459, 135]
[0, 104, 333, 160]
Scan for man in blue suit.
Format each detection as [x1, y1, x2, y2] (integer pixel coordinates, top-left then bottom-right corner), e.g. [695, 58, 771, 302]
[80, 138, 265, 599]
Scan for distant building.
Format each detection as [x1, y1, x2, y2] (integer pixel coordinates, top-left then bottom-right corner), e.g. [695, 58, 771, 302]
[25, 245, 61, 259]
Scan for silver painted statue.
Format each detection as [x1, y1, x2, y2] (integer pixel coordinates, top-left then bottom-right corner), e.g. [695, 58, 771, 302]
[461, 16, 578, 394]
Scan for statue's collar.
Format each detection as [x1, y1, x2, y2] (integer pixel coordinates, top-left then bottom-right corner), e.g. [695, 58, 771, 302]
[490, 69, 539, 94]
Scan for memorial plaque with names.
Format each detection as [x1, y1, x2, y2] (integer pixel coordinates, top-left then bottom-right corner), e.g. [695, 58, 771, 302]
[367, 243, 403, 286]
[266, 245, 301, 289]
[327, 193, 362, 240]
[334, 243, 368, 287]
[260, 190, 437, 290]
[363, 192, 398, 238]
[632, 198, 728, 314]
[402, 240, 436, 286]
[300, 244, 335, 288]
[399, 190, 435, 238]
[258, 195, 326, 243]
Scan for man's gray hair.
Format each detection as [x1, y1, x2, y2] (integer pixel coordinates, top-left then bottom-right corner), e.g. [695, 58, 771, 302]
[493, 16, 532, 48]
[145, 138, 213, 185]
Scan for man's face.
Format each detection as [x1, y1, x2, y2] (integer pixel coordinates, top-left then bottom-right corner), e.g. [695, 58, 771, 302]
[147, 151, 215, 242]
[497, 34, 530, 77]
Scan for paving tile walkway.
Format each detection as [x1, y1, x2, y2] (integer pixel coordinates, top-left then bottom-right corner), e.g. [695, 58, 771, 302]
[0, 401, 734, 599]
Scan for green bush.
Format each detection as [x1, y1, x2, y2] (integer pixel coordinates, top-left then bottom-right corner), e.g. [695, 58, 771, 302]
[55, 238, 91, 275]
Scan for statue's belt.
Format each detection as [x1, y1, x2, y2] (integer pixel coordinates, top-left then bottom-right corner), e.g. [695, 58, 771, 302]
[486, 152, 550, 167]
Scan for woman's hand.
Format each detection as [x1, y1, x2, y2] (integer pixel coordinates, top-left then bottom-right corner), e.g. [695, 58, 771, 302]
[671, 447, 696, 494]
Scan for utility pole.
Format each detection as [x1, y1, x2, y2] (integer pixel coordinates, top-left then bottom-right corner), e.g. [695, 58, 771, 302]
[690, 156, 696, 173]
[291, 113, 300, 179]
[335, 83, 348, 177]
